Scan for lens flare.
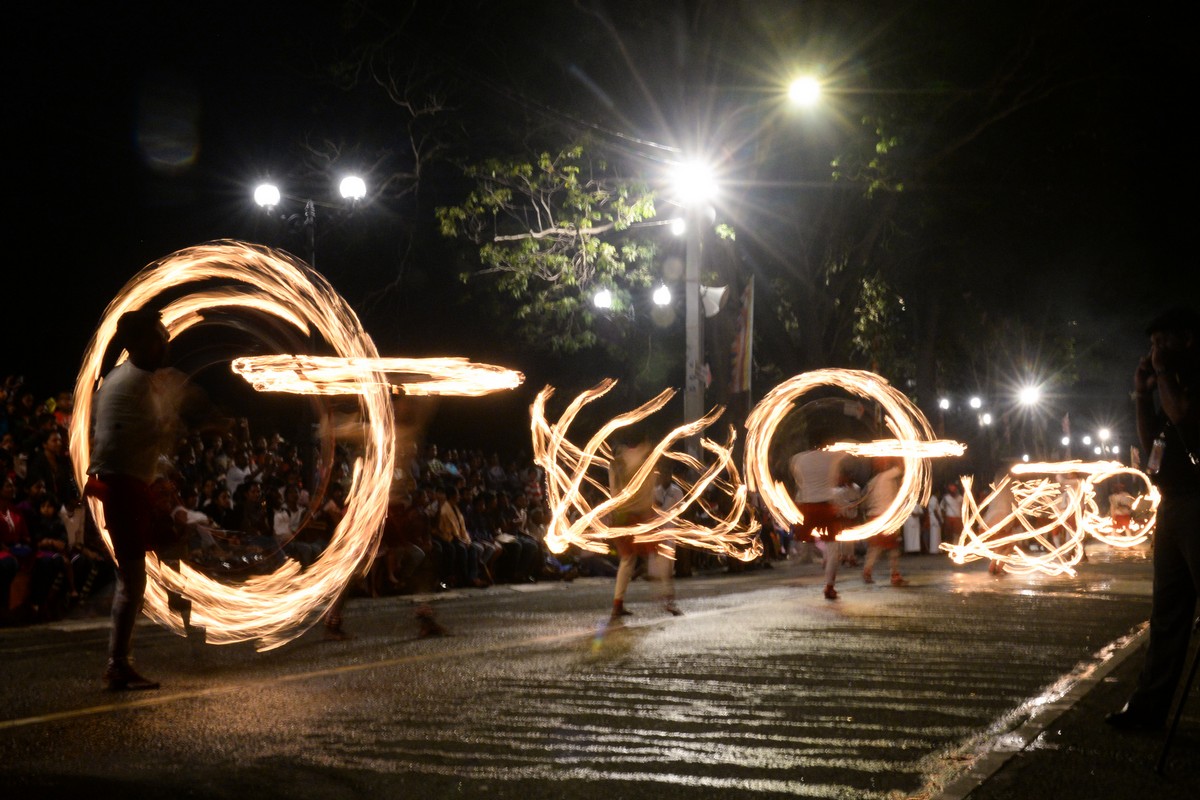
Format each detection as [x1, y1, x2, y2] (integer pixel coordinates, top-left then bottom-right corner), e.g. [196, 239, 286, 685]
[69, 240, 521, 651]
[941, 461, 1160, 576]
[744, 369, 963, 542]
[532, 380, 762, 562]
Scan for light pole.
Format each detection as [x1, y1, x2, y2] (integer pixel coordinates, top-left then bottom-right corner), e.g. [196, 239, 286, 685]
[671, 160, 717, 458]
[253, 174, 366, 269]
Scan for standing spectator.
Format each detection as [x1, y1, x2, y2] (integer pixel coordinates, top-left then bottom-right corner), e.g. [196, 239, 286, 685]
[925, 493, 943, 554]
[940, 483, 964, 545]
[1107, 306, 1200, 732]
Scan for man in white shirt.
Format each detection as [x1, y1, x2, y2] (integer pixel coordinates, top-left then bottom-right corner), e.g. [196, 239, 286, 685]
[86, 307, 170, 691]
[789, 437, 851, 600]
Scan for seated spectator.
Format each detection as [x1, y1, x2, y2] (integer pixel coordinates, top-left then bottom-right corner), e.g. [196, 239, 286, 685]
[464, 493, 501, 585]
[495, 491, 539, 582]
[27, 492, 75, 619]
[171, 484, 230, 563]
[274, 484, 321, 569]
[379, 492, 428, 593]
[202, 485, 236, 531]
[436, 486, 482, 588]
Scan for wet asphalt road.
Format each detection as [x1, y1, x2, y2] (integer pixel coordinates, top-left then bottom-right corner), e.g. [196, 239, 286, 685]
[0, 548, 1178, 799]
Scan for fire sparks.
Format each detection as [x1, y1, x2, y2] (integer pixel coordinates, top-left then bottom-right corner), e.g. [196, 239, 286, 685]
[532, 380, 762, 562]
[744, 369, 962, 542]
[941, 461, 1160, 576]
[69, 241, 520, 650]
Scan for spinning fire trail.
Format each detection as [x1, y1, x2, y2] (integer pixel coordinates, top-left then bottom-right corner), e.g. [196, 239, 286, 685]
[70, 241, 523, 650]
[941, 461, 1159, 577]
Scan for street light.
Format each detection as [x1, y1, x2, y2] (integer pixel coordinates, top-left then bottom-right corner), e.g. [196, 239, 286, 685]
[253, 174, 366, 269]
[652, 285, 672, 307]
[787, 75, 822, 108]
[592, 288, 614, 310]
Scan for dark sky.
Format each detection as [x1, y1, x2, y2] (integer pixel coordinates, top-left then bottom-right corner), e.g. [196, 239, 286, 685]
[5, 1, 1191, 451]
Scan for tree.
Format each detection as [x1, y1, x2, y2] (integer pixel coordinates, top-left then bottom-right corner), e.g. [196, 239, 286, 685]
[436, 143, 660, 355]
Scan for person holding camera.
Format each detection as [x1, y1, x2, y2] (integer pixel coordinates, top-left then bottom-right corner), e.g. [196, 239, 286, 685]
[1107, 306, 1200, 731]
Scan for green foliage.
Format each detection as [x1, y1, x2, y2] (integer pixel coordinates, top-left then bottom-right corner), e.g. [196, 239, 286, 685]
[851, 273, 913, 376]
[831, 115, 906, 198]
[436, 144, 660, 354]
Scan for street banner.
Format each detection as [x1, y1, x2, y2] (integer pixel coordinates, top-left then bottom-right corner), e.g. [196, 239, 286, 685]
[731, 277, 754, 395]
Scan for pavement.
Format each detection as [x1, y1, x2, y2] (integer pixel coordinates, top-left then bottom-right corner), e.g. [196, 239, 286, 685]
[944, 623, 1200, 800]
[4, 549, 1198, 799]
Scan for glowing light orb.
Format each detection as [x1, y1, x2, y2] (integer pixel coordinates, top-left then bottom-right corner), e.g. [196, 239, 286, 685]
[532, 380, 761, 562]
[941, 461, 1160, 576]
[69, 240, 521, 651]
[745, 369, 962, 542]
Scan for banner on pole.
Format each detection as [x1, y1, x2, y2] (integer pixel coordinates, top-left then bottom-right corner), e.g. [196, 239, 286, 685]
[730, 277, 754, 395]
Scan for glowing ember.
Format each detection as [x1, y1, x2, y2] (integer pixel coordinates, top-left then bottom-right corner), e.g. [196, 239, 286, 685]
[532, 380, 761, 562]
[69, 241, 520, 651]
[231, 355, 523, 397]
[941, 461, 1160, 576]
[744, 369, 963, 542]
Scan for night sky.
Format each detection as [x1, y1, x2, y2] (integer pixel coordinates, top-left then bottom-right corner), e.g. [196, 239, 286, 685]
[6, 1, 1191, 454]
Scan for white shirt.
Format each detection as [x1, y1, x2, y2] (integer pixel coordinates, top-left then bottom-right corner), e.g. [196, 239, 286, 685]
[941, 491, 963, 519]
[87, 362, 164, 483]
[863, 465, 903, 517]
[274, 505, 306, 543]
[655, 480, 685, 511]
[790, 449, 848, 504]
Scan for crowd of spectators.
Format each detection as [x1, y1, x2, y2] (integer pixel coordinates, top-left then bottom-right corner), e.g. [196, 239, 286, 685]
[2, 373, 778, 629]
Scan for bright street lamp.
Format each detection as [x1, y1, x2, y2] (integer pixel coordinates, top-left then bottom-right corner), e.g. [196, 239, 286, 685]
[787, 76, 822, 108]
[339, 175, 366, 202]
[1018, 385, 1041, 406]
[969, 396, 983, 409]
[593, 288, 614, 310]
[254, 183, 281, 209]
[652, 285, 672, 307]
[253, 174, 367, 269]
[938, 398, 951, 410]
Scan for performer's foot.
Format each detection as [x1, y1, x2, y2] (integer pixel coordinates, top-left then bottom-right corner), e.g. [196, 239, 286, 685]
[104, 660, 160, 691]
[611, 602, 633, 620]
[415, 604, 446, 637]
[890, 573, 909, 587]
[324, 624, 355, 641]
[663, 600, 683, 616]
[862, 569, 874, 584]
[823, 584, 838, 601]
